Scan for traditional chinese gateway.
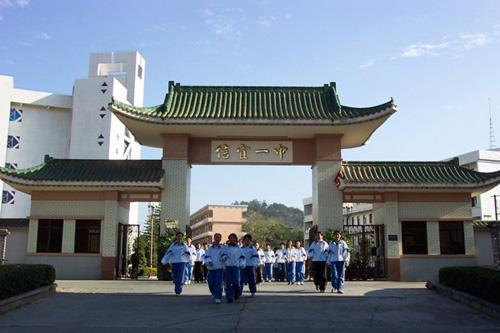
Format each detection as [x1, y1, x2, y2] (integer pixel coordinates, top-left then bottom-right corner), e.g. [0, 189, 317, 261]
[1, 80, 499, 280]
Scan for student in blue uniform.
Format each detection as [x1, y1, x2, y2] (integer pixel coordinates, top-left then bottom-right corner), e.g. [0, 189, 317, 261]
[307, 232, 329, 292]
[161, 232, 191, 295]
[240, 234, 259, 296]
[274, 243, 286, 282]
[185, 237, 196, 285]
[284, 240, 297, 285]
[204, 233, 225, 304]
[263, 243, 275, 282]
[294, 240, 307, 285]
[221, 233, 245, 303]
[255, 242, 265, 285]
[327, 230, 350, 294]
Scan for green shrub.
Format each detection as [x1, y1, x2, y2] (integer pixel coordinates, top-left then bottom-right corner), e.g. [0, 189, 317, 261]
[439, 266, 500, 305]
[0, 264, 56, 300]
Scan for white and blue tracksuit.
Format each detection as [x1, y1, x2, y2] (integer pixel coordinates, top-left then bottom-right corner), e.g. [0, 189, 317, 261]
[204, 244, 225, 301]
[283, 247, 297, 283]
[240, 245, 259, 294]
[263, 250, 275, 281]
[328, 240, 350, 290]
[185, 244, 196, 282]
[274, 248, 286, 281]
[221, 244, 245, 302]
[161, 242, 191, 295]
[308, 240, 329, 291]
[295, 246, 307, 283]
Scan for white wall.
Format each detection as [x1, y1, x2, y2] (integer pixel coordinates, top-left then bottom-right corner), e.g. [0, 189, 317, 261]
[4, 227, 27, 263]
[2, 102, 71, 218]
[0, 76, 14, 218]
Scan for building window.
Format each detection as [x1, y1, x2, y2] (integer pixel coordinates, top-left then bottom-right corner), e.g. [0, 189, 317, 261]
[439, 222, 465, 255]
[2, 190, 15, 204]
[369, 214, 373, 224]
[137, 65, 143, 79]
[304, 205, 312, 216]
[401, 221, 427, 255]
[9, 107, 22, 122]
[471, 196, 478, 208]
[74, 220, 101, 253]
[37, 219, 63, 253]
[4, 162, 18, 170]
[7, 135, 20, 149]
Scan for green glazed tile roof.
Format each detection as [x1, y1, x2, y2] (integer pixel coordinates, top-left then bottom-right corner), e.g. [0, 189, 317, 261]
[110, 82, 395, 122]
[341, 159, 500, 188]
[0, 156, 164, 184]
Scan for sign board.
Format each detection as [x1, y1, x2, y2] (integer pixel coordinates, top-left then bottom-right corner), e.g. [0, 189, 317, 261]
[164, 219, 178, 229]
[211, 141, 293, 163]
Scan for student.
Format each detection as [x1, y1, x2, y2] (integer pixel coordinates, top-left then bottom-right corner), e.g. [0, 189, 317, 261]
[202, 242, 209, 282]
[327, 230, 350, 294]
[240, 234, 259, 296]
[161, 232, 191, 295]
[307, 232, 329, 293]
[221, 233, 245, 303]
[204, 233, 225, 304]
[185, 237, 196, 285]
[274, 243, 286, 282]
[193, 242, 205, 283]
[255, 242, 265, 285]
[284, 240, 297, 285]
[294, 240, 307, 285]
[263, 244, 275, 282]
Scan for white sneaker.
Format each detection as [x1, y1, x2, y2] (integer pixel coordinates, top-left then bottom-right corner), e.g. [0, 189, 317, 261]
[338, 290, 344, 294]
[331, 288, 335, 293]
[215, 299, 221, 304]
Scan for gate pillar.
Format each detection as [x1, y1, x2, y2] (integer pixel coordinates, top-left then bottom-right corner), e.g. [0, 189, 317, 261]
[312, 135, 343, 232]
[160, 134, 191, 234]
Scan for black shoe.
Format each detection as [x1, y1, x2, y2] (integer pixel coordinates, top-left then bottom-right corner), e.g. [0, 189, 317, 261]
[316, 285, 319, 290]
[227, 299, 233, 303]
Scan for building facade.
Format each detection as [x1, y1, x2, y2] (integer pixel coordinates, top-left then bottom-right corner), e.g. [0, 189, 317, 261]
[0, 51, 144, 266]
[454, 149, 500, 221]
[189, 205, 247, 244]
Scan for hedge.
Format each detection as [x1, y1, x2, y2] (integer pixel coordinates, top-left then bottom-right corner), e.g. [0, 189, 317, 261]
[0, 264, 56, 300]
[439, 266, 500, 305]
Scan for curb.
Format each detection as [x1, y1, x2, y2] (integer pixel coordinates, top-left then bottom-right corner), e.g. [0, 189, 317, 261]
[427, 281, 500, 320]
[0, 283, 57, 315]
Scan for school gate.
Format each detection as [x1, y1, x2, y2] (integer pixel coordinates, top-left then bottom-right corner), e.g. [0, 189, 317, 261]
[1, 82, 499, 281]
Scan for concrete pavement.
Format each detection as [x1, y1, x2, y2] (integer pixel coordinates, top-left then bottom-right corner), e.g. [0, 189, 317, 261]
[0, 280, 498, 332]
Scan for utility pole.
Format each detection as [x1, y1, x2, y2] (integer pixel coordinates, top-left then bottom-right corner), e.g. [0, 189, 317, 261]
[493, 195, 499, 221]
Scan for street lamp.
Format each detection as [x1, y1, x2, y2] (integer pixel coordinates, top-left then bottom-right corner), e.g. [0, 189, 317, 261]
[148, 203, 154, 268]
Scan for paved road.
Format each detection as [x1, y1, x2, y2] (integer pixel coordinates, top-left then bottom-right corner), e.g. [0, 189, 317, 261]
[0, 280, 499, 332]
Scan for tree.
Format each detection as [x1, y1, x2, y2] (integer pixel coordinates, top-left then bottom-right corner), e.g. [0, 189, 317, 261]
[132, 234, 148, 276]
[143, 204, 161, 267]
[242, 212, 303, 248]
[233, 199, 305, 227]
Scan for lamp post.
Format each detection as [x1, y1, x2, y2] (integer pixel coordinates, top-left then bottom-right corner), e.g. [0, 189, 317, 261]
[148, 203, 154, 268]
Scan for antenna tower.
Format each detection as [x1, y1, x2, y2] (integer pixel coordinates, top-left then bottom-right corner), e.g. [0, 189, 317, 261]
[490, 98, 497, 150]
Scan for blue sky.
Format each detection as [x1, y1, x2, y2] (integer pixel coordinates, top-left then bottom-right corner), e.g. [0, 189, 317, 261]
[1, 0, 500, 220]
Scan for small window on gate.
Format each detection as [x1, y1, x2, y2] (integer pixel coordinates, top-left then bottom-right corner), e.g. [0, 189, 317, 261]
[37, 219, 63, 253]
[401, 221, 427, 255]
[75, 220, 101, 253]
[439, 222, 465, 255]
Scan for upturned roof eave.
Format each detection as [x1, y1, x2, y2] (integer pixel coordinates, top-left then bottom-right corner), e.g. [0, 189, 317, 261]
[0, 175, 164, 195]
[108, 101, 397, 126]
[339, 180, 500, 193]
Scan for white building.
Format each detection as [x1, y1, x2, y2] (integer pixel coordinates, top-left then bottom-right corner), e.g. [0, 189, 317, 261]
[454, 149, 500, 221]
[0, 51, 144, 263]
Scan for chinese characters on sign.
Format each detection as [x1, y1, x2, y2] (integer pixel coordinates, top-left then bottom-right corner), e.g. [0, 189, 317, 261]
[211, 141, 293, 163]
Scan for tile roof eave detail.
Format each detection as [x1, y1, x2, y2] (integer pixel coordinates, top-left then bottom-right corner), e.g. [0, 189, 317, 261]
[109, 102, 396, 126]
[0, 175, 164, 189]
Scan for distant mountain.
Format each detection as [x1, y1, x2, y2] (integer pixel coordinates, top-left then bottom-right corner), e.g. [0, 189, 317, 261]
[232, 199, 304, 227]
